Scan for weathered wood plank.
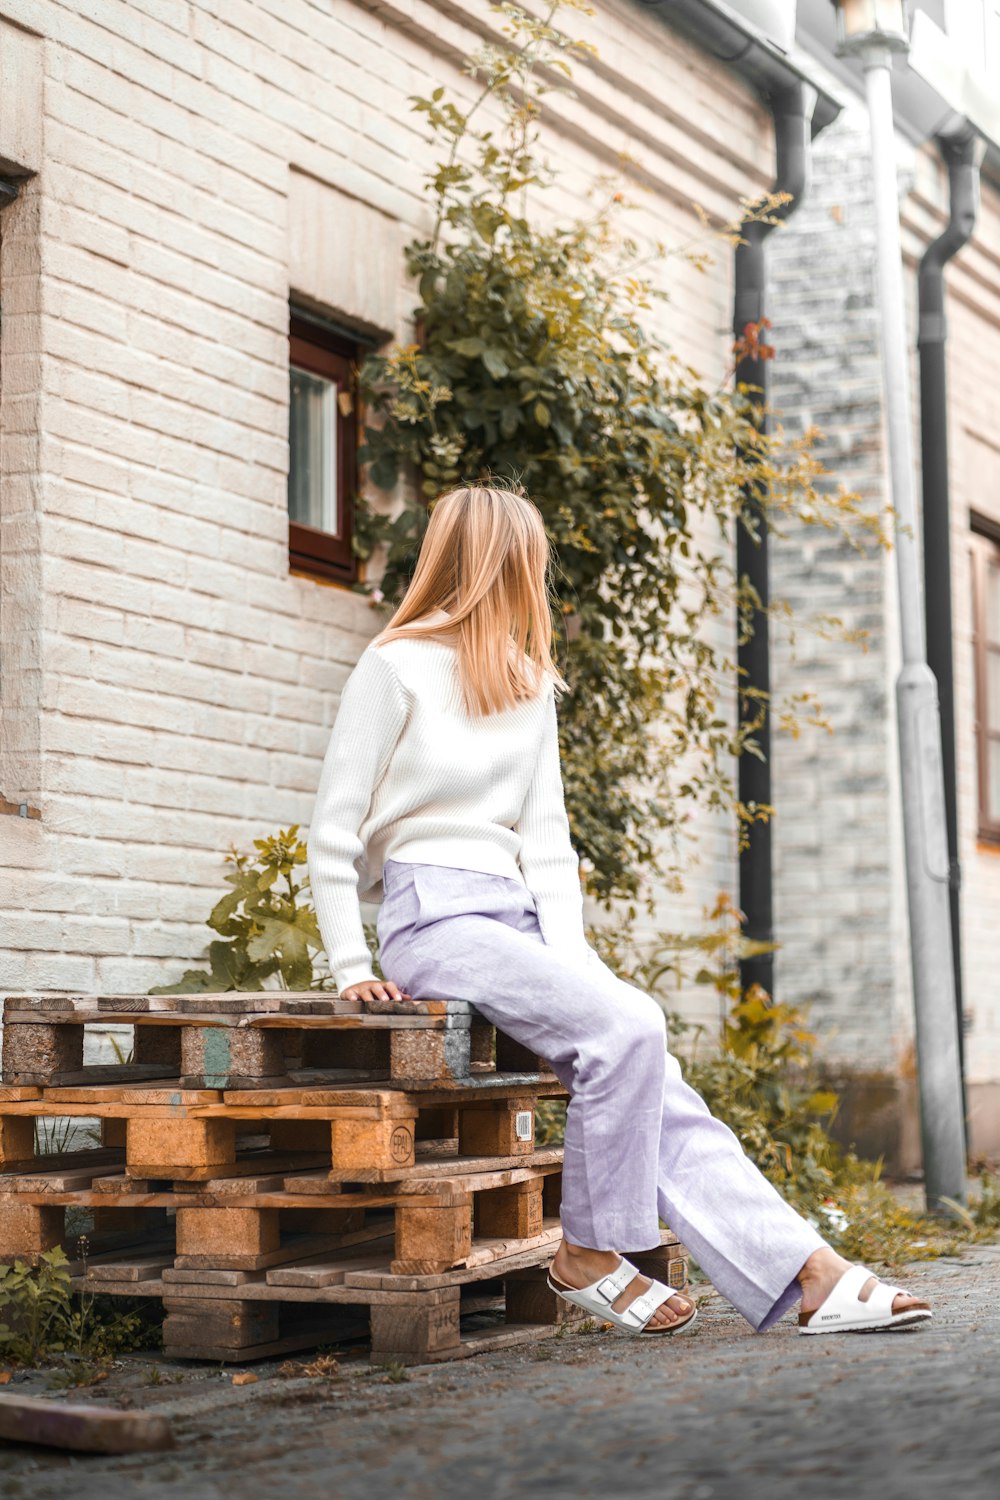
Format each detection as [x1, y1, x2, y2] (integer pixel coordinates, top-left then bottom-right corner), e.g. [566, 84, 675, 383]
[83, 1250, 176, 1283]
[285, 1146, 564, 1186]
[0, 1395, 175, 1453]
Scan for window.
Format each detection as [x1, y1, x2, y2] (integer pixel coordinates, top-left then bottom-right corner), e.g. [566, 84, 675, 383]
[288, 314, 359, 583]
[972, 517, 1000, 841]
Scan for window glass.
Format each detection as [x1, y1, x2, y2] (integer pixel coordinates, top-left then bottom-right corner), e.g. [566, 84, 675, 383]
[986, 557, 1000, 643]
[989, 651, 1000, 734]
[289, 365, 338, 536]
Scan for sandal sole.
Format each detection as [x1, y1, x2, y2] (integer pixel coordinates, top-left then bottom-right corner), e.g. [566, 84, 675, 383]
[546, 1276, 698, 1338]
[799, 1309, 933, 1335]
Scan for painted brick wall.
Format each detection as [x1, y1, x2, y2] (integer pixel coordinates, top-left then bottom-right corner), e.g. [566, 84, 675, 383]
[766, 100, 912, 1074]
[768, 97, 1000, 1151]
[0, 0, 770, 1001]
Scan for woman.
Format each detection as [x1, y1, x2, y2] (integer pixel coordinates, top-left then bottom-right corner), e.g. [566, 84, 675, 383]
[307, 483, 930, 1339]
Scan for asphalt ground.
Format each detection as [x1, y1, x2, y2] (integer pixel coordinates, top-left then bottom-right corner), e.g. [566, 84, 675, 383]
[2, 1241, 998, 1500]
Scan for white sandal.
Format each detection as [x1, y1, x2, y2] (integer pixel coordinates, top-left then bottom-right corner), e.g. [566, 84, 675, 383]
[547, 1254, 698, 1337]
[798, 1263, 932, 1335]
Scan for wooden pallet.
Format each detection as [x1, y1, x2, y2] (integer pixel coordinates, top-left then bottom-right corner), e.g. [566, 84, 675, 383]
[1, 994, 551, 1089]
[0, 1078, 567, 1183]
[66, 1233, 687, 1365]
[0, 1149, 570, 1275]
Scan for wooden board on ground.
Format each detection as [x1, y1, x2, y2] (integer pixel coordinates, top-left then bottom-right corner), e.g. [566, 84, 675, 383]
[0, 1395, 175, 1453]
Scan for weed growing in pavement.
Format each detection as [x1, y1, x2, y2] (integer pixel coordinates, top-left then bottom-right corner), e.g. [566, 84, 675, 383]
[0, 1243, 159, 1376]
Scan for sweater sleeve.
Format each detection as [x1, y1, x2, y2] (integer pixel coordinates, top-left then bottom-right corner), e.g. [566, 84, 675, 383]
[307, 646, 410, 992]
[515, 681, 594, 963]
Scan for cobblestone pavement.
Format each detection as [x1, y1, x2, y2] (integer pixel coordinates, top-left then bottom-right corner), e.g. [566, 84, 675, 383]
[2, 1242, 998, 1500]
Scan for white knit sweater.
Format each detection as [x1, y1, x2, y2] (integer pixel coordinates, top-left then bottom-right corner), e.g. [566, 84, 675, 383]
[306, 623, 593, 991]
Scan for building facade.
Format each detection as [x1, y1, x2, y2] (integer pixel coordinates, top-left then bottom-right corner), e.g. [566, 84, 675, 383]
[769, 1, 1000, 1163]
[0, 1, 773, 1019]
[3, 0, 999, 1170]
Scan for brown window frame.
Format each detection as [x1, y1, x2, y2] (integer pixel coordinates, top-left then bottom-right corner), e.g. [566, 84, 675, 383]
[971, 513, 1000, 844]
[288, 314, 360, 585]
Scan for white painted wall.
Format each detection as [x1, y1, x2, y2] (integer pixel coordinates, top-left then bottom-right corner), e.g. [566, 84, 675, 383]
[0, 0, 770, 1006]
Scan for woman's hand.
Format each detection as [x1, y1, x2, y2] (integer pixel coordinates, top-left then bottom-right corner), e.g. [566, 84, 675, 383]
[339, 978, 414, 1004]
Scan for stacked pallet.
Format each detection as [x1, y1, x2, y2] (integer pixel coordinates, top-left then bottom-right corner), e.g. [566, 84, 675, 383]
[0, 993, 687, 1364]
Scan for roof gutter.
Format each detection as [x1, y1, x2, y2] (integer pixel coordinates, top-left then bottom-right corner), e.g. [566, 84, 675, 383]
[636, 0, 841, 132]
[917, 127, 983, 1115]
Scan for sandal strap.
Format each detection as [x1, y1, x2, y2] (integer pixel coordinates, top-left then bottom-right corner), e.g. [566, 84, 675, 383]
[591, 1257, 639, 1305]
[618, 1280, 674, 1329]
[863, 1278, 904, 1317]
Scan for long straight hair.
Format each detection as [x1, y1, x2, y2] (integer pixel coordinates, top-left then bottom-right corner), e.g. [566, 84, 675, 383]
[374, 484, 568, 716]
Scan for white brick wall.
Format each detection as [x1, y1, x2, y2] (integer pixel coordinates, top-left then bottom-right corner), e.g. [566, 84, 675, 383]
[0, 0, 769, 998]
[768, 98, 1000, 1142]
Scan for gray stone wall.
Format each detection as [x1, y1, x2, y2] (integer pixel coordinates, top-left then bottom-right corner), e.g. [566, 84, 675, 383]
[765, 102, 912, 1076]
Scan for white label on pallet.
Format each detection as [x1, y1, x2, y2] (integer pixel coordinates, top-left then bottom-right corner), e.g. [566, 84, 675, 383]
[515, 1110, 533, 1141]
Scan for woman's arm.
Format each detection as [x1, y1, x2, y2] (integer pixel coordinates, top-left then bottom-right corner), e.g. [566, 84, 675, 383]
[515, 680, 594, 963]
[307, 645, 410, 993]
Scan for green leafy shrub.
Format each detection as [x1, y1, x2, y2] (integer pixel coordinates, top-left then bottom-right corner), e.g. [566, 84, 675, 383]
[0, 1250, 74, 1365]
[0, 1246, 155, 1375]
[151, 827, 325, 994]
[353, 0, 888, 912]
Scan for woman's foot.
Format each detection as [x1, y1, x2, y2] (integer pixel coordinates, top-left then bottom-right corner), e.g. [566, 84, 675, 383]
[798, 1246, 927, 1320]
[550, 1238, 694, 1330]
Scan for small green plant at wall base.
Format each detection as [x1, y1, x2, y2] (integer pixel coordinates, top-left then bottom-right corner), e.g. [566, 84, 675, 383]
[0, 1251, 74, 1366]
[150, 827, 326, 994]
[0, 1246, 153, 1373]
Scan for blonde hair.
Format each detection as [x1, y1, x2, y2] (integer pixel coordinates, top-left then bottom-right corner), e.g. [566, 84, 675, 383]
[374, 484, 569, 716]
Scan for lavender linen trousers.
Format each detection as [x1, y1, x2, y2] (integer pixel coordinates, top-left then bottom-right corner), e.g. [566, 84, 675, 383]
[377, 858, 826, 1333]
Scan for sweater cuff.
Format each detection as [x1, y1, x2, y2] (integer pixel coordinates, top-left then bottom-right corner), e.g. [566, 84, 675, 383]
[333, 960, 381, 993]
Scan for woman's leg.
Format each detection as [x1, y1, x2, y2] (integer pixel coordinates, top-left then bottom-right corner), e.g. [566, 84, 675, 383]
[652, 1047, 826, 1331]
[397, 911, 671, 1252]
[393, 905, 695, 1327]
[379, 864, 848, 1331]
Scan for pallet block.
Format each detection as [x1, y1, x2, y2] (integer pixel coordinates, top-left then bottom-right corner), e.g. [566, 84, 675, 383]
[2, 1022, 84, 1086]
[180, 1027, 288, 1089]
[132, 1025, 182, 1070]
[494, 1031, 551, 1075]
[268, 1120, 333, 1152]
[393, 1196, 473, 1275]
[101, 1118, 128, 1149]
[163, 1296, 280, 1353]
[0, 1201, 65, 1261]
[0, 1114, 35, 1170]
[369, 1290, 462, 1357]
[126, 1117, 236, 1178]
[388, 1026, 471, 1083]
[300, 1029, 388, 1073]
[458, 1098, 535, 1157]
[474, 1178, 544, 1240]
[329, 1106, 418, 1176]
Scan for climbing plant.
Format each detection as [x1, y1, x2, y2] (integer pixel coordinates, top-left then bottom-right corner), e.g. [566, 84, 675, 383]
[353, 0, 888, 913]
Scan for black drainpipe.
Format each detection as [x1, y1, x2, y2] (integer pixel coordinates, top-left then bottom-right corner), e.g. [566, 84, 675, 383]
[917, 129, 982, 1105]
[735, 84, 815, 1001]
